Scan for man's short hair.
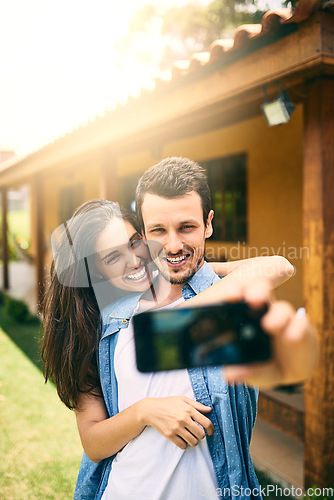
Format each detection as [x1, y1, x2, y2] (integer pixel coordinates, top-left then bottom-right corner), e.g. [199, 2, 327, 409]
[135, 157, 211, 230]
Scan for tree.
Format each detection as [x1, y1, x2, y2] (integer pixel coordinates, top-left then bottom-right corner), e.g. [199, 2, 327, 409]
[116, 0, 273, 72]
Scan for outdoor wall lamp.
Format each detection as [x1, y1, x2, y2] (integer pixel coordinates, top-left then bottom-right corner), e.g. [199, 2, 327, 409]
[261, 83, 295, 126]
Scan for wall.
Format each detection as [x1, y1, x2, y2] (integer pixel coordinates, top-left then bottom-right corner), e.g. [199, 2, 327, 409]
[117, 105, 304, 307]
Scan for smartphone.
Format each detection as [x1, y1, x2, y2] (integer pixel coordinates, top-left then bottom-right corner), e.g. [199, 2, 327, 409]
[133, 301, 271, 372]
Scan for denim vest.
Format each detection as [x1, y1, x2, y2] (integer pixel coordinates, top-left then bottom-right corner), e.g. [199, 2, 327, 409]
[74, 262, 261, 499]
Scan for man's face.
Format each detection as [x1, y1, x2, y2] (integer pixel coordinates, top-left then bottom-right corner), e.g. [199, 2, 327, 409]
[141, 191, 213, 285]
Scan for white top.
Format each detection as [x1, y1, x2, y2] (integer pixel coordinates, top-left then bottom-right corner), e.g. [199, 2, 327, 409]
[101, 298, 219, 500]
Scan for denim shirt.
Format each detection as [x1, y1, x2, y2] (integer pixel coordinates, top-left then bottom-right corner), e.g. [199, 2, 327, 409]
[74, 262, 261, 500]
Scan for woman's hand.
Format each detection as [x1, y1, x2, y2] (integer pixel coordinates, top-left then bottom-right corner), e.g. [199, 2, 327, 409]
[137, 396, 214, 449]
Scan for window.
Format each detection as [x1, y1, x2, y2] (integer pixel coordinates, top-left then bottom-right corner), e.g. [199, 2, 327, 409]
[118, 175, 141, 213]
[202, 154, 247, 242]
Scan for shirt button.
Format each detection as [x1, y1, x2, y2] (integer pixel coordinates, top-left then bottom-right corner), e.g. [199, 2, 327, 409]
[122, 319, 127, 324]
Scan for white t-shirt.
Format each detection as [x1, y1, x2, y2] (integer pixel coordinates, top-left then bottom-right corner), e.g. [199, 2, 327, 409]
[101, 298, 219, 500]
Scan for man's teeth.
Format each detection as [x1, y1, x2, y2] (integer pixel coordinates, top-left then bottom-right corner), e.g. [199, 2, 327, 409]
[166, 255, 188, 263]
[126, 267, 146, 280]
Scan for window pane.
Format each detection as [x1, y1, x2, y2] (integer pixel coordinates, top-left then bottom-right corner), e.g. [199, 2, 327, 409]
[202, 154, 247, 242]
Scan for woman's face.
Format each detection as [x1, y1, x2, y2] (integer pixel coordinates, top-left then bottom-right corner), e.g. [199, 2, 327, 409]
[94, 218, 153, 293]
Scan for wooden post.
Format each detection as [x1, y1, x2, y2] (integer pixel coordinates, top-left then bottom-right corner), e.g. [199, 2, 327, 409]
[100, 154, 118, 202]
[303, 77, 334, 488]
[31, 175, 45, 310]
[1, 187, 9, 290]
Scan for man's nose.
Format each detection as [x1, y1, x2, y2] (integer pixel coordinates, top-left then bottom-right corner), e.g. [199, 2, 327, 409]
[165, 232, 183, 255]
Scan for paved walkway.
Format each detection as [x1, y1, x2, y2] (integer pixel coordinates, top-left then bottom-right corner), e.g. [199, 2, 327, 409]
[0, 260, 305, 491]
[0, 261, 37, 313]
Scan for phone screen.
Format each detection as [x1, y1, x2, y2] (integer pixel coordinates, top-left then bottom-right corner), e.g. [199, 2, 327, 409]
[133, 301, 271, 372]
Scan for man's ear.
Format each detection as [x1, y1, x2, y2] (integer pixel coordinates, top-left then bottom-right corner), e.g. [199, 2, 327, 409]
[205, 210, 214, 239]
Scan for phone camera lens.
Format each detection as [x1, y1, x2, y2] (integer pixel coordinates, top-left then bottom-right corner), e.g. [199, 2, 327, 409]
[240, 324, 256, 340]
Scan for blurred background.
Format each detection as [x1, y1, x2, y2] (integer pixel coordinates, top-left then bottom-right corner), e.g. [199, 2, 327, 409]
[0, 0, 333, 497]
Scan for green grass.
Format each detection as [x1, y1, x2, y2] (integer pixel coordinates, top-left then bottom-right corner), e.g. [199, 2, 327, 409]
[0, 309, 82, 499]
[7, 210, 31, 242]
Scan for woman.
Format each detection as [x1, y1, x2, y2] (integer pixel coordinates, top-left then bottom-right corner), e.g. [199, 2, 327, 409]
[42, 199, 293, 498]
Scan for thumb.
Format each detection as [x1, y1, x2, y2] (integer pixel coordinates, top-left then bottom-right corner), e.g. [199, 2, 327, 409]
[185, 397, 212, 412]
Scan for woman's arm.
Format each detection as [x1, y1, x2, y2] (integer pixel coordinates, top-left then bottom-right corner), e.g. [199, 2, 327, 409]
[76, 256, 294, 462]
[209, 256, 294, 287]
[76, 393, 213, 463]
[178, 257, 294, 308]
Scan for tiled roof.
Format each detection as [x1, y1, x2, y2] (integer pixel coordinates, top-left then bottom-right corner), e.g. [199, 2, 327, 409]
[1, 0, 333, 172]
[158, 0, 334, 85]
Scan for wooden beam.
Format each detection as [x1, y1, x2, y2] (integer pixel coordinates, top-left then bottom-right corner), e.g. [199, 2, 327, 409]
[303, 77, 334, 488]
[100, 154, 118, 202]
[31, 175, 45, 310]
[258, 392, 304, 442]
[1, 187, 9, 289]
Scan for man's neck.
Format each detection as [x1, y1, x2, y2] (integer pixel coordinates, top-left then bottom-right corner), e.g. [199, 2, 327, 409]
[141, 274, 183, 308]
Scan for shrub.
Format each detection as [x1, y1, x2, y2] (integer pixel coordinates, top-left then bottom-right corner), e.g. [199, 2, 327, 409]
[4, 295, 30, 323]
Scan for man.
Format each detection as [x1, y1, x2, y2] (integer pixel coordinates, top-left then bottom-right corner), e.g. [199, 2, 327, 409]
[136, 157, 315, 389]
[74, 157, 316, 499]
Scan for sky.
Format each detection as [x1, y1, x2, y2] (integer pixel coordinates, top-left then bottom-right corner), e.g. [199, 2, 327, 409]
[0, 0, 283, 158]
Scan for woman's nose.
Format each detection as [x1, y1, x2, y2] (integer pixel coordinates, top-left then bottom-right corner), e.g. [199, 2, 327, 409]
[127, 248, 140, 268]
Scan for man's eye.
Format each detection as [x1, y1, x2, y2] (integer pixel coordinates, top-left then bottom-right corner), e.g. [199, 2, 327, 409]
[180, 225, 195, 231]
[150, 228, 165, 233]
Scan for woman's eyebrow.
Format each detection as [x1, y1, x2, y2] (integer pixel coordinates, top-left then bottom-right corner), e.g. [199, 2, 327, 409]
[129, 232, 140, 243]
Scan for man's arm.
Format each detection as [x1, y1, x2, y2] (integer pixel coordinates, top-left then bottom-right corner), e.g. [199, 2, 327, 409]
[219, 278, 317, 389]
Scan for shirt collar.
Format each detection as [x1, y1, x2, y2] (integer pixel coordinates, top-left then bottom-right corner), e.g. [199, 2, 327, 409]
[182, 261, 219, 297]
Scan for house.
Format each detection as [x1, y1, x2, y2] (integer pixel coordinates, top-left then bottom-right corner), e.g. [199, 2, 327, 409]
[0, 0, 333, 488]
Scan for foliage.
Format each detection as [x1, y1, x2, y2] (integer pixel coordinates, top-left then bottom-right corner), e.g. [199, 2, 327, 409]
[0, 210, 31, 262]
[3, 294, 31, 322]
[120, 0, 269, 71]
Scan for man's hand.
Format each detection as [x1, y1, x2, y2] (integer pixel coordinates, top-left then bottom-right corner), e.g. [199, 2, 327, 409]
[221, 278, 317, 389]
[138, 396, 214, 449]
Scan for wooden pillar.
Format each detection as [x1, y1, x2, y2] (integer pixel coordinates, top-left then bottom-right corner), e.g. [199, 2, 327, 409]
[100, 154, 118, 202]
[1, 187, 9, 289]
[303, 77, 334, 488]
[31, 175, 45, 310]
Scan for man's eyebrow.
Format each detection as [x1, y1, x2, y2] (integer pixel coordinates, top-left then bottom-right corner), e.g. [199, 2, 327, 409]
[145, 223, 164, 230]
[146, 219, 199, 230]
[178, 219, 198, 225]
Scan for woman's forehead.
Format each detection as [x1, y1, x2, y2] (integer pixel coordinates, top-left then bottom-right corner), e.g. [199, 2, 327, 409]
[95, 219, 136, 253]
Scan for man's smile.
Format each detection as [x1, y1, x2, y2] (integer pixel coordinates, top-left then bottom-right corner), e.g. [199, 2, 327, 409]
[165, 253, 191, 269]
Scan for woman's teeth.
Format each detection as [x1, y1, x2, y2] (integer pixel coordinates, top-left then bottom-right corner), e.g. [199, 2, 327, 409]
[126, 267, 146, 280]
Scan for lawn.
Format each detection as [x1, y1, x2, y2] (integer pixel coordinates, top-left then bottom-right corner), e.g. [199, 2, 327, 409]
[0, 308, 83, 499]
[7, 210, 30, 242]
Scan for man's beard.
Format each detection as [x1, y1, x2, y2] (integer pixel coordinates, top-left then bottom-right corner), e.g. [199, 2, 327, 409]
[159, 247, 205, 285]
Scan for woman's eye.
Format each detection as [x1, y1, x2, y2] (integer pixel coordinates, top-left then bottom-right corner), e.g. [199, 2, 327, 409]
[131, 238, 142, 248]
[150, 228, 165, 234]
[105, 253, 120, 264]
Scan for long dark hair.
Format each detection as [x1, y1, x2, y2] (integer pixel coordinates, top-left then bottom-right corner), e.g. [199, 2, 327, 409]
[41, 199, 139, 410]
